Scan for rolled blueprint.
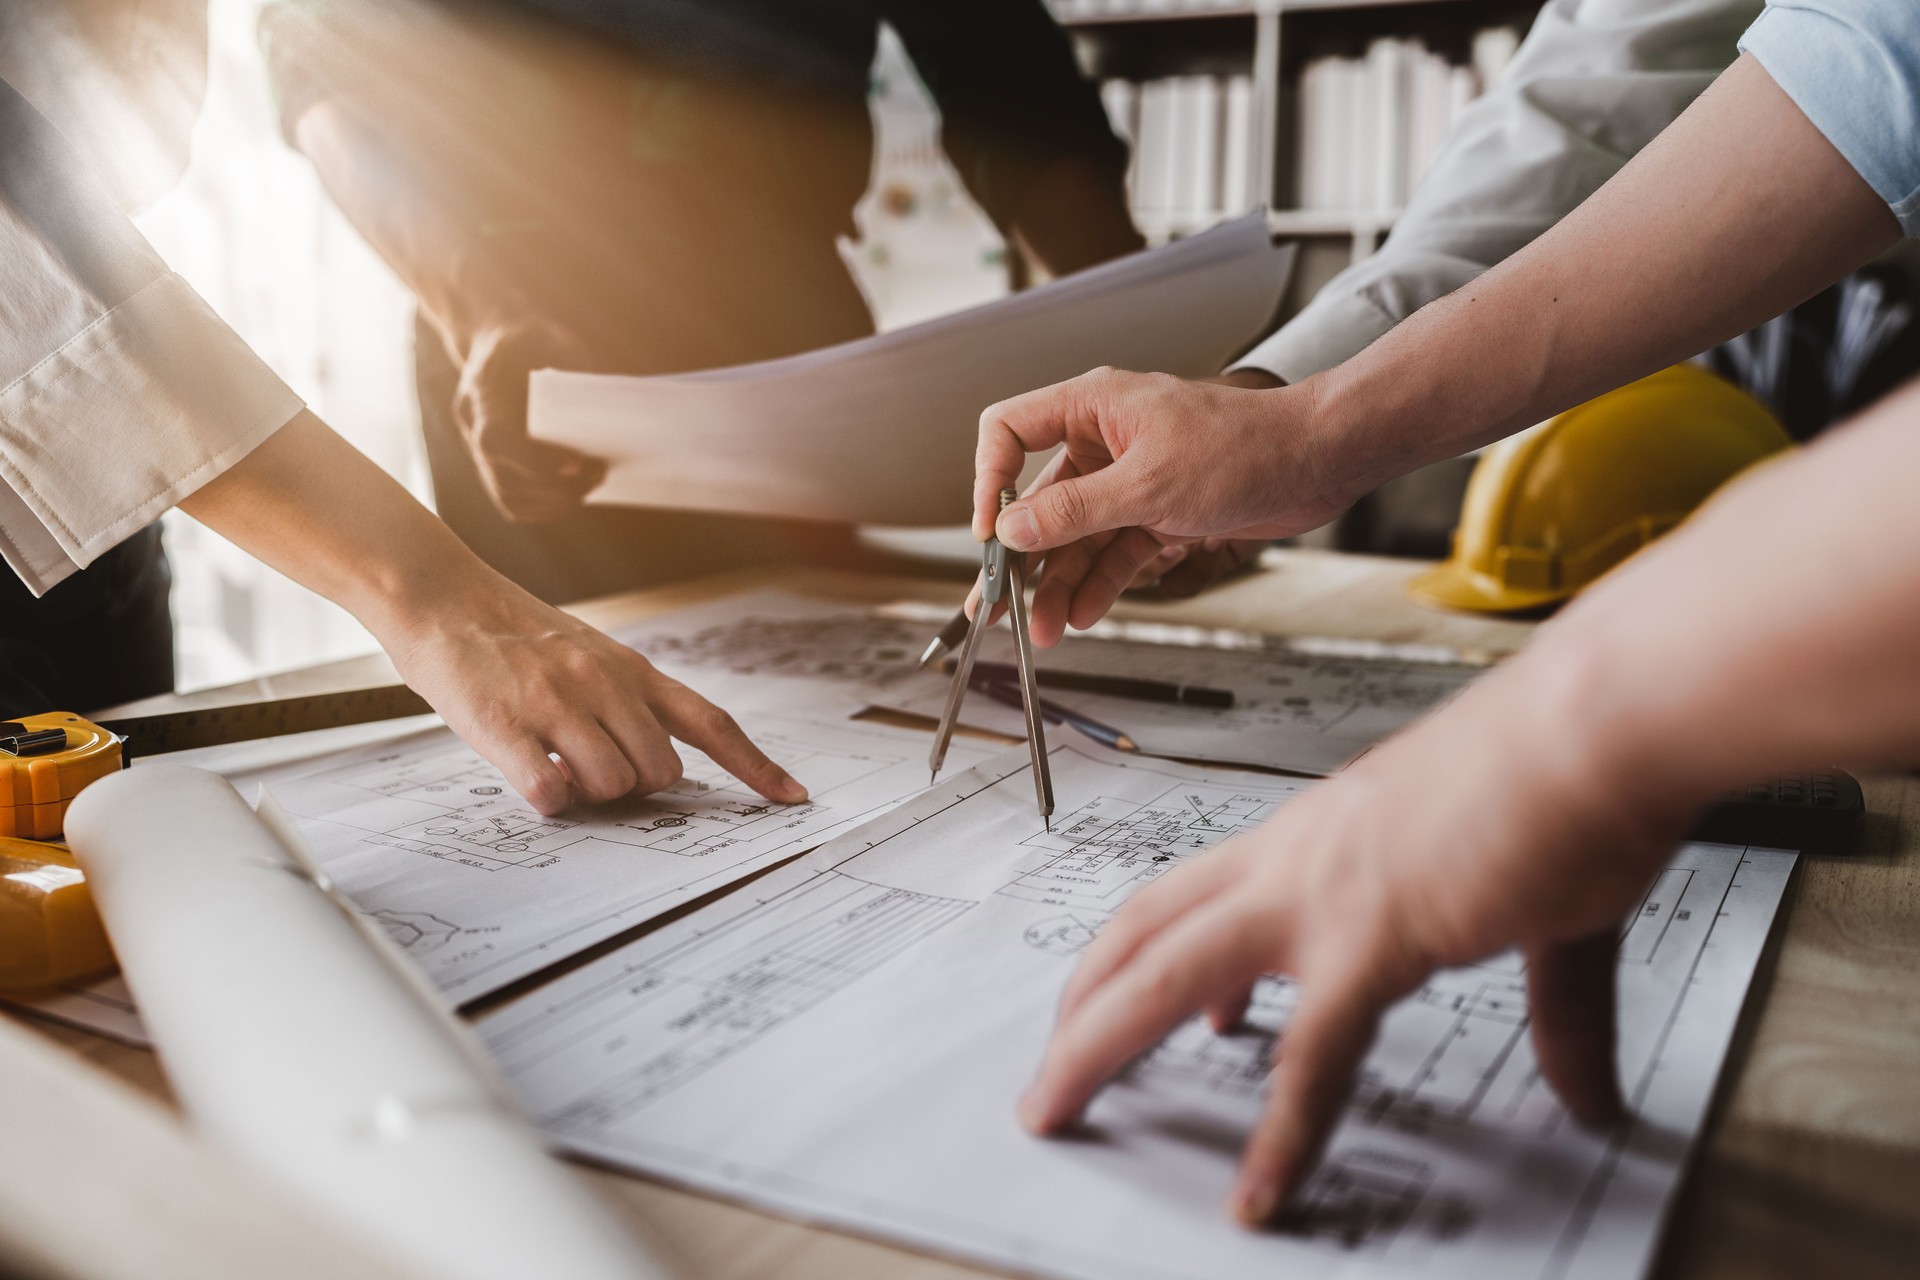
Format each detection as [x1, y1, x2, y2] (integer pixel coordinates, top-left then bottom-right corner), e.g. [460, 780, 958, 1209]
[64, 764, 661, 1280]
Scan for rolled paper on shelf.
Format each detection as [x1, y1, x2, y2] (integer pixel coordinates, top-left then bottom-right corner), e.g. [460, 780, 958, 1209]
[64, 763, 662, 1280]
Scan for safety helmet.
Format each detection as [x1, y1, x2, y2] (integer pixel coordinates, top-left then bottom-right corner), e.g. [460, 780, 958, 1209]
[1409, 365, 1792, 614]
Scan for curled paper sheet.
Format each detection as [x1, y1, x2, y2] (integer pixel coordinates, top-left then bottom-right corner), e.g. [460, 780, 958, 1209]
[529, 213, 1296, 526]
[64, 764, 662, 1280]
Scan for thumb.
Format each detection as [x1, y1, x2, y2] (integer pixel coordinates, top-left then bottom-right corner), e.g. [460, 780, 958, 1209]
[996, 469, 1140, 553]
[1525, 932, 1625, 1126]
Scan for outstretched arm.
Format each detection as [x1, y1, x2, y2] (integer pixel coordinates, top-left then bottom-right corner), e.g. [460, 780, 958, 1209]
[1021, 373, 1920, 1223]
[974, 54, 1900, 641]
[181, 411, 806, 814]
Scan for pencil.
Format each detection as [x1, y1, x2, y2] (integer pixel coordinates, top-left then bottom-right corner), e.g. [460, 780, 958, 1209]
[968, 660, 1234, 709]
[973, 677, 1138, 753]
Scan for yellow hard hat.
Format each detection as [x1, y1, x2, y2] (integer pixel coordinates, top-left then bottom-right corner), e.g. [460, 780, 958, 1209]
[1410, 365, 1792, 614]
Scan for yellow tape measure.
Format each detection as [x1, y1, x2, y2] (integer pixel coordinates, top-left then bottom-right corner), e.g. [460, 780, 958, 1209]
[1, 713, 125, 991]
[2, 688, 431, 993]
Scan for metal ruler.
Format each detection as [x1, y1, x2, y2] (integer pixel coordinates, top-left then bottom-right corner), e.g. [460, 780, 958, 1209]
[96, 685, 434, 757]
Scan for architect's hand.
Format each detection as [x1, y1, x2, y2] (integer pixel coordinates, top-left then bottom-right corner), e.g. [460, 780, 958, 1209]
[373, 565, 808, 814]
[450, 321, 608, 524]
[1017, 647, 1669, 1225]
[1117, 370, 1281, 600]
[1022, 372, 1920, 1224]
[974, 365, 1345, 644]
[181, 411, 807, 816]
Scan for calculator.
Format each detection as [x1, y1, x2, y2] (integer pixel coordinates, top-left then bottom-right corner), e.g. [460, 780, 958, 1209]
[1689, 770, 1866, 858]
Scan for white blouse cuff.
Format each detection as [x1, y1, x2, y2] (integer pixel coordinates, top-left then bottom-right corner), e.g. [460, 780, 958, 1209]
[0, 272, 302, 597]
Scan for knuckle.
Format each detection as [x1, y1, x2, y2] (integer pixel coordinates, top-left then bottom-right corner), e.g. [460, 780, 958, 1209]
[1135, 961, 1186, 1008]
[593, 758, 640, 802]
[635, 751, 685, 795]
[524, 772, 569, 814]
[1041, 483, 1089, 537]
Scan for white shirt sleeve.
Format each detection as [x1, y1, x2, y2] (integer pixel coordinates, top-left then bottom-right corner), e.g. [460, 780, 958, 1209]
[0, 76, 303, 598]
[1238, 0, 1765, 384]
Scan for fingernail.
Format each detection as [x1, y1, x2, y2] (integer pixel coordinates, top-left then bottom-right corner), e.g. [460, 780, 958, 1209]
[1016, 1087, 1051, 1133]
[776, 772, 809, 804]
[1231, 1175, 1280, 1227]
[998, 506, 1039, 550]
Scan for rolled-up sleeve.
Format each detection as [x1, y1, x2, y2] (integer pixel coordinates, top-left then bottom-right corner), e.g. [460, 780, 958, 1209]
[1240, 0, 1762, 384]
[0, 76, 302, 597]
[1740, 1, 1920, 234]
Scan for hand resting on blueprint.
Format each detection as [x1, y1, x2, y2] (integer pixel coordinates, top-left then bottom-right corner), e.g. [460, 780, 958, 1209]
[180, 412, 807, 816]
[1018, 380, 1920, 1225]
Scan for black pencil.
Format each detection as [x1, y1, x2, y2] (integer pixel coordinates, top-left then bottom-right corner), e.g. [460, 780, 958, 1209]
[973, 677, 1138, 753]
[967, 660, 1233, 708]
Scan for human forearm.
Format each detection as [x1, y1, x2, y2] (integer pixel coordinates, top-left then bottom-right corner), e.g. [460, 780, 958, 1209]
[1560, 382, 1920, 800]
[1311, 56, 1897, 496]
[181, 411, 805, 812]
[177, 410, 477, 634]
[1447, 380, 1920, 843]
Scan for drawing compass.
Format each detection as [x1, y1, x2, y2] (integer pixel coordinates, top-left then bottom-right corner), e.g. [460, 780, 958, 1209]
[928, 489, 1054, 829]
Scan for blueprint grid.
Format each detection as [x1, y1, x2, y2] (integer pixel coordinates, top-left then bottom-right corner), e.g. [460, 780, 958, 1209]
[620, 590, 1480, 774]
[484, 742, 1794, 1280]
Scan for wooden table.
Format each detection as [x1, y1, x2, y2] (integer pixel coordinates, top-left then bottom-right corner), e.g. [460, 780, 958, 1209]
[13, 550, 1920, 1279]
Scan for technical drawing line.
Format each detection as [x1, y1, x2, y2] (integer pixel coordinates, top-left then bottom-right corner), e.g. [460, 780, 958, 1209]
[491, 872, 973, 1124]
[1541, 851, 1749, 1279]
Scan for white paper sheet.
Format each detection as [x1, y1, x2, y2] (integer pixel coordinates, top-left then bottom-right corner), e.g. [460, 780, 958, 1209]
[8, 687, 996, 1043]
[619, 590, 1481, 775]
[483, 741, 1794, 1280]
[207, 696, 996, 1002]
[528, 215, 1296, 525]
[66, 766, 664, 1280]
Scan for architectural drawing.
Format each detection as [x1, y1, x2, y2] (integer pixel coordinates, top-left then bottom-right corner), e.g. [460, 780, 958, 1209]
[303, 727, 903, 873]
[208, 706, 995, 1001]
[372, 910, 462, 955]
[1130, 961, 1549, 1137]
[498, 872, 974, 1133]
[1003, 785, 1283, 908]
[483, 744, 1797, 1280]
[1278, 1148, 1477, 1252]
[617, 590, 1481, 775]
[623, 606, 932, 687]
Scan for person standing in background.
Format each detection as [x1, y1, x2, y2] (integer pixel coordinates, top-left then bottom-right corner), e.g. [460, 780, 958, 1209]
[261, 0, 1145, 605]
[0, 2, 805, 814]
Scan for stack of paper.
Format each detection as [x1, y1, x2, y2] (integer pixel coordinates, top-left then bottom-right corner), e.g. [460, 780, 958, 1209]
[528, 215, 1294, 526]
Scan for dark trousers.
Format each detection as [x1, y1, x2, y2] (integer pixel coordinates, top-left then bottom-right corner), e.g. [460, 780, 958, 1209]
[0, 524, 173, 718]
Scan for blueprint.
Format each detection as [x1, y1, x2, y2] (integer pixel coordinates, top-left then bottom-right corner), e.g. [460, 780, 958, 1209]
[482, 742, 1794, 1280]
[11, 688, 996, 1048]
[619, 590, 1481, 775]
[203, 699, 994, 1001]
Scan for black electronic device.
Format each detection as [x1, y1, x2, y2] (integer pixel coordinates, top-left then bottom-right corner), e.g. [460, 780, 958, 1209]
[1689, 770, 1866, 858]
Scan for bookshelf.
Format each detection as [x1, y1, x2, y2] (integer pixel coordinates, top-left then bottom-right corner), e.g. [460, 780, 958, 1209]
[1052, 0, 1544, 314]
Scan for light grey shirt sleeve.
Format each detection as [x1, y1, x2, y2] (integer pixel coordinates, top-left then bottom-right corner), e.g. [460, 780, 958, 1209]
[1238, 0, 1764, 384]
